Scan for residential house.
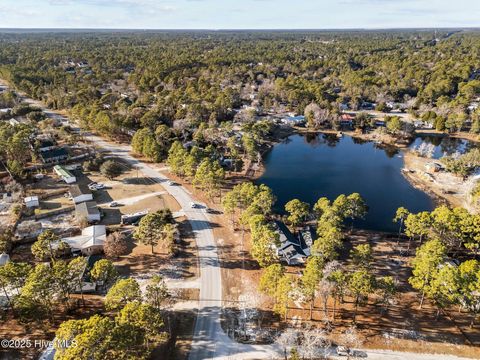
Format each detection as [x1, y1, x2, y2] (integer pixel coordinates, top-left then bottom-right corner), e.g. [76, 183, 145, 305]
[70, 184, 93, 204]
[298, 227, 316, 256]
[413, 121, 434, 129]
[40, 147, 69, 164]
[62, 225, 106, 255]
[281, 115, 306, 126]
[24, 196, 39, 208]
[54, 165, 77, 184]
[338, 113, 355, 127]
[360, 102, 376, 110]
[274, 221, 308, 265]
[35, 138, 57, 152]
[75, 201, 101, 223]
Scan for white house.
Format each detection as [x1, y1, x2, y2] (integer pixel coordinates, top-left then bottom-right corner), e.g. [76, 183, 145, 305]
[63, 225, 106, 255]
[70, 184, 93, 204]
[54, 165, 76, 184]
[24, 196, 39, 208]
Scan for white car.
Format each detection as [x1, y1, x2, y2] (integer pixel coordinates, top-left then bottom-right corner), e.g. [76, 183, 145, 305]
[109, 201, 120, 207]
[89, 183, 105, 190]
[337, 346, 350, 356]
[190, 202, 199, 208]
[167, 180, 176, 186]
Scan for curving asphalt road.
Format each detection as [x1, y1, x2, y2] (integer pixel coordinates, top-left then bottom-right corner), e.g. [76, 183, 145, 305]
[82, 135, 279, 360]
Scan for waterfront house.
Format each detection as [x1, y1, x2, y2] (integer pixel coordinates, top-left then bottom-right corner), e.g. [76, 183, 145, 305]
[274, 221, 308, 265]
[338, 113, 355, 127]
[281, 115, 306, 126]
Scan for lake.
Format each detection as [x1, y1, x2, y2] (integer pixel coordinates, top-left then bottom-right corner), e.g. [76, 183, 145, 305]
[257, 133, 434, 232]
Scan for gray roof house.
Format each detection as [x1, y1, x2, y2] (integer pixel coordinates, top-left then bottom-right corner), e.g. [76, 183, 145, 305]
[75, 201, 101, 223]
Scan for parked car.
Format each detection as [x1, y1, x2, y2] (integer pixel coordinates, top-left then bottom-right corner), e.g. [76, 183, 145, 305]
[89, 183, 105, 190]
[205, 208, 215, 214]
[337, 346, 350, 356]
[109, 201, 120, 207]
[167, 180, 177, 186]
[190, 202, 199, 208]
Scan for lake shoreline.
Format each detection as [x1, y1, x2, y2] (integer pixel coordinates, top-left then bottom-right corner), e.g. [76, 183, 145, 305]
[254, 127, 478, 214]
[255, 132, 436, 232]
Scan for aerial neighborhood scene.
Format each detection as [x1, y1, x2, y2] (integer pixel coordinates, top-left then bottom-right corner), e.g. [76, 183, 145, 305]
[1, 1, 480, 359]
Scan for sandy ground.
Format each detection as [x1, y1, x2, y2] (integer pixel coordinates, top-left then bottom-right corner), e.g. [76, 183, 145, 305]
[403, 152, 478, 212]
[78, 164, 181, 225]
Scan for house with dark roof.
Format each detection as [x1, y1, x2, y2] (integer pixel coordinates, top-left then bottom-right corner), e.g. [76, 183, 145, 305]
[70, 184, 93, 204]
[35, 138, 56, 152]
[39, 147, 69, 164]
[274, 221, 308, 265]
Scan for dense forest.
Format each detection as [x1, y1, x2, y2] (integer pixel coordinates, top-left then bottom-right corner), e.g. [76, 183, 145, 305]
[1, 30, 480, 140]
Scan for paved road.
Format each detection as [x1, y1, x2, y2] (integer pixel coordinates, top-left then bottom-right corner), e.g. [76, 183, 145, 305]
[83, 134, 280, 360]
[5, 81, 472, 360]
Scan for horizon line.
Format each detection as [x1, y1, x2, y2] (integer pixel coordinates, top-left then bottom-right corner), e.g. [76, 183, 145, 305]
[0, 27, 479, 32]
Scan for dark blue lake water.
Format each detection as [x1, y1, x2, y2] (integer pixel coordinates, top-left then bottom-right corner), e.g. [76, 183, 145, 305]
[257, 133, 434, 232]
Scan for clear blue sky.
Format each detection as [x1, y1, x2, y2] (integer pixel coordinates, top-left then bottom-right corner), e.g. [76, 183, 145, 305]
[0, 0, 479, 29]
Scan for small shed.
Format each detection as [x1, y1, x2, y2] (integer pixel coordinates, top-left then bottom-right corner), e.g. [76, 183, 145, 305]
[24, 196, 40, 208]
[0, 253, 10, 266]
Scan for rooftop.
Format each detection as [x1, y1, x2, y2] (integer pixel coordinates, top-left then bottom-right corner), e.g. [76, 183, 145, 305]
[75, 201, 100, 217]
[63, 225, 106, 251]
[54, 165, 75, 179]
[70, 184, 92, 198]
[40, 147, 68, 161]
